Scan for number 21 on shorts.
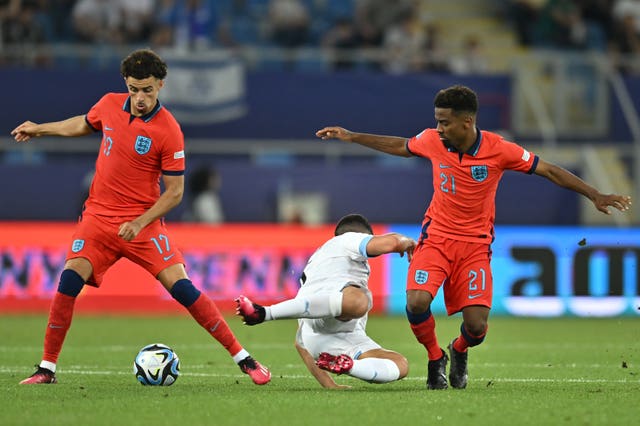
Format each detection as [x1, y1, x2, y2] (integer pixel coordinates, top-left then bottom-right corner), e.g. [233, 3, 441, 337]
[467, 268, 486, 299]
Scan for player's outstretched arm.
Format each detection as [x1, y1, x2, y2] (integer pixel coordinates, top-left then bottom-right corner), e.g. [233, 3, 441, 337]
[294, 342, 351, 390]
[315, 126, 412, 157]
[365, 233, 416, 261]
[534, 158, 632, 215]
[11, 115, 93, 142]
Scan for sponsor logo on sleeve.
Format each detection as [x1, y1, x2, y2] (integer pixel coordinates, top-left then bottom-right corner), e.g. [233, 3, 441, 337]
[174, 150, 185, 159]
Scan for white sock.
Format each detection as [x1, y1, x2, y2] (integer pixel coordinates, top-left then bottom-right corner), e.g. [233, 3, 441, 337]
[40, 360, 56, 373]
[232, 349, 250, 364]
[348, 358, 400, 383]
[265, 292, 343, 320]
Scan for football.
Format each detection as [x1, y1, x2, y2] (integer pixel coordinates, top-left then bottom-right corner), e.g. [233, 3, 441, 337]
[133, 343, 180, 386]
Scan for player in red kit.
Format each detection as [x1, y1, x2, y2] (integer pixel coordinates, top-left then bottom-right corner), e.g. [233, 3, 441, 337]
[12, 49, 270, 386]
[316, 85, 631, 390]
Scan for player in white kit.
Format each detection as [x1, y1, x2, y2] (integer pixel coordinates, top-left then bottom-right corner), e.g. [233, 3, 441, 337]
[235, 214, 416, 388]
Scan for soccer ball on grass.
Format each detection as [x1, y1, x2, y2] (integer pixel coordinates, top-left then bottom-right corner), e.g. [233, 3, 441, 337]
[133, 343, 180, 386]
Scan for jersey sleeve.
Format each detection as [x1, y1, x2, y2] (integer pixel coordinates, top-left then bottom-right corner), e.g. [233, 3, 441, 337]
[339, 232, 373, 260]
[85, 94, 110, 131]
[160, 121, 185, 175]
[406, 129, 435, 158]
[499, 138, 538, 174]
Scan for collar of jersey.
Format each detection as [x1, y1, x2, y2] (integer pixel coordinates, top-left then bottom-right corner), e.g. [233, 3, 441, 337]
[122, 98, 163, 123]
[444, 126, 482, 156]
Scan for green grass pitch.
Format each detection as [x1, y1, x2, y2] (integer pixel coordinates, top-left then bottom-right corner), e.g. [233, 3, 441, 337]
[1, 314, 638, 426]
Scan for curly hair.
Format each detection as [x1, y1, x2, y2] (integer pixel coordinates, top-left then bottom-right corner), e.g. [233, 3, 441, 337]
[120, 49, 168, 80]
[433, 85, 478, 115]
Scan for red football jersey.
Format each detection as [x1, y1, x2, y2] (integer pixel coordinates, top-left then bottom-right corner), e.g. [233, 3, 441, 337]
[407, 128, 538, 243]
[84, 93, 185, 219]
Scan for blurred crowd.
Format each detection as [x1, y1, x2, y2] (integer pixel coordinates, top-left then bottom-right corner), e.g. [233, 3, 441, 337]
[509, 0, 640, 72]
[1, 0, 639, 73]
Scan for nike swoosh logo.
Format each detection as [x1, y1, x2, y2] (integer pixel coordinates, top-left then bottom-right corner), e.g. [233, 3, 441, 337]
[439, 163, 451, 169]
[163, 254, 175, 261]
[209, 320, 220, 333]
[49, 324, 64, 329]
[104, 126, 113, 131]
[468, 294, 482, 299]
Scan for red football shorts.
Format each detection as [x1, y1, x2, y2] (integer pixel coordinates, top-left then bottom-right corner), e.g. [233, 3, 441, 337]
[407, 234, 493, 315]
[66, 213, 185, 287]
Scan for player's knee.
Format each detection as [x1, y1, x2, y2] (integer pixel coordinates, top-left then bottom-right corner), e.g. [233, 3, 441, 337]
[340, 287, 369, 319]
[405, 290, 432, 313]
[396, 355, 409, 379]
[169, 279, 201, 307]
[464, 320, 488, 337]
[461, 320, 488, 347]
[58, 269, 85, 297]
[349, 293, 369, 317]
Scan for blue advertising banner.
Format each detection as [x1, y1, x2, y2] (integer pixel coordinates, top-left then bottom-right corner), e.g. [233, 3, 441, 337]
[387, 225, 640, 317]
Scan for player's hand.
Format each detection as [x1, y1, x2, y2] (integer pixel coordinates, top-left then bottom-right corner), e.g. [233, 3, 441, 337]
[404, 243, 415, 262]
[315, 126, 353, 142]
[399, 237, 416, 262]
[11, 121, 39, 142]
[118, 221, 143, 241]
[592, 194, 632, 215]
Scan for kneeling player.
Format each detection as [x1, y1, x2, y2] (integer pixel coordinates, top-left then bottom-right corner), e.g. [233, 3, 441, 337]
[236, 213, 415, 388]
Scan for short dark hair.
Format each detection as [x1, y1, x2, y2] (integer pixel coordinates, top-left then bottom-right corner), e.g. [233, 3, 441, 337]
[334, 214, 373, 236]
[433, 85, 478, 115]
[120, 49, 167, 80]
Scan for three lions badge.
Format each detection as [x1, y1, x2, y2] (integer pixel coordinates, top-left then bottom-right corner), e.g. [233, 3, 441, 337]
[135, 136, 152, 155]
[470, 165, 488, 182]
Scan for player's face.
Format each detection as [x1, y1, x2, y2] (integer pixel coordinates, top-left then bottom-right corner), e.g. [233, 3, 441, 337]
[434, 107, 473, 151]
[125, 76, 164, 117]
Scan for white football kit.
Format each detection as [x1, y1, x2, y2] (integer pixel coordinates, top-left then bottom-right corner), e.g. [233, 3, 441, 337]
[296, 232, 383, 359]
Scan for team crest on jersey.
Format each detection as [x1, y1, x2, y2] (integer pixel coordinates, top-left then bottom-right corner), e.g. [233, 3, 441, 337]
[470, 165, 488, 182]
[135, 136, 152, 155]
[71, 239, 85, 253]
[414, 270, 428, 285]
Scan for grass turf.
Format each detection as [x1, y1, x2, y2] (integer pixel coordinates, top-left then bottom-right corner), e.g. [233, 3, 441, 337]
[1, 314, 638, 426]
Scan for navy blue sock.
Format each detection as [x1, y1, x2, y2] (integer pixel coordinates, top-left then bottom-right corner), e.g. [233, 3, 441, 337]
[405, 307, 432, 325]
[406, 307, 441, 360]
[460, 322, 486, 346]
[57, 269, 85, 297]
[169, 279, 201, 308]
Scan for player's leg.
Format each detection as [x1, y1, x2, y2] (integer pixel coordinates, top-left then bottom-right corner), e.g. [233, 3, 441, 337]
[448, 305, 489, 389]
[294, 323, 351, 389]
[306, 322, 406, 384]
[445, 242, 492, 389]
[129, 220, 270, 385]
[236, 283, 369, 325]
[21, 214, 113, 385]
[157, 263, 270, 385]
[405, 237, 450, 389]
[240, 291, 344, 322]
[20, 257, 92, 384]
[456, 305, 490, 350]
[337, 285, 370, 320]
[349, 348, 409, 383]
[406, 290, 448, 389]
